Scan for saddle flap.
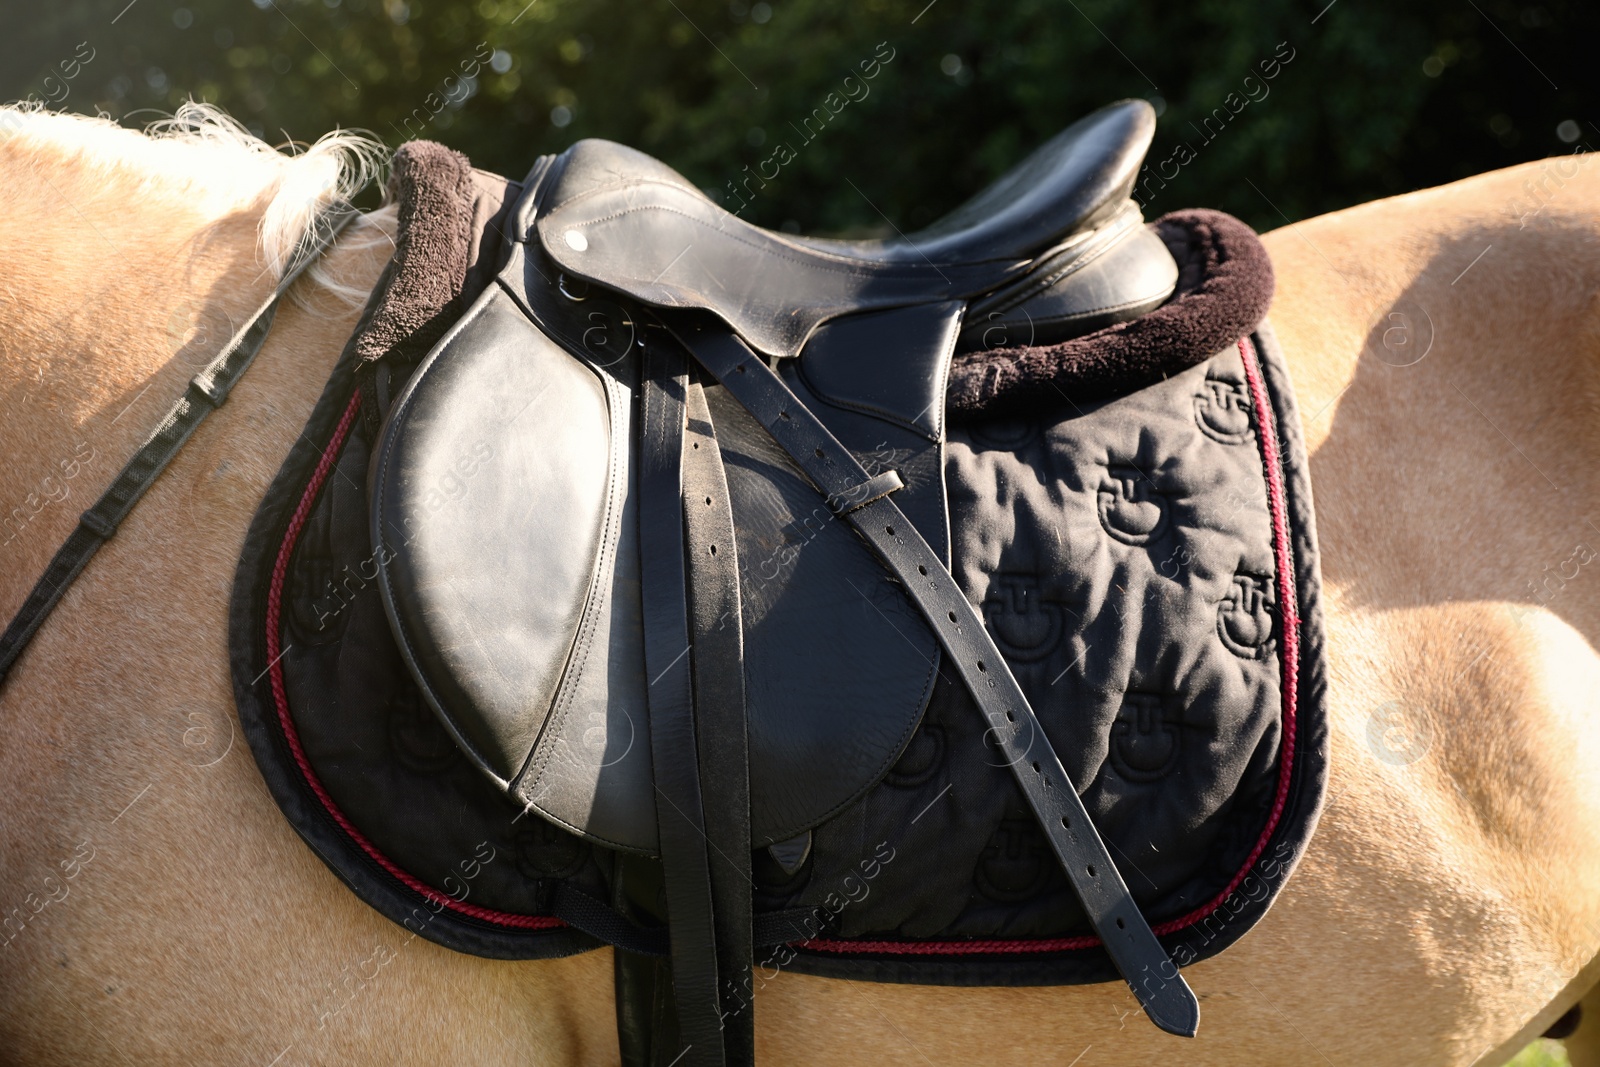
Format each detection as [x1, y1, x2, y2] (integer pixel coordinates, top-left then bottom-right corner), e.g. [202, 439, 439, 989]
[371, 285, 623, 783]
[701, 381, 941, 846]
[372, 238, 943, 854]
[796, 302, 961, 443]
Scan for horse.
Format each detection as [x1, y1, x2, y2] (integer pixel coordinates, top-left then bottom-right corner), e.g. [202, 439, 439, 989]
[1, 103, 1598, 1067]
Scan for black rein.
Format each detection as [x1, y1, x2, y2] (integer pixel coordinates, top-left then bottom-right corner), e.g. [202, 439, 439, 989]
[0, 208, 358, 686]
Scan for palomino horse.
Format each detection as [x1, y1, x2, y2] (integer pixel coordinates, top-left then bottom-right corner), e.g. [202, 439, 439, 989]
[1, 105, 1598, 1066]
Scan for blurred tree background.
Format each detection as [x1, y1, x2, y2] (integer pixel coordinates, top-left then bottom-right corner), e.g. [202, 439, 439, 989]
[0, 0, 1593, 234]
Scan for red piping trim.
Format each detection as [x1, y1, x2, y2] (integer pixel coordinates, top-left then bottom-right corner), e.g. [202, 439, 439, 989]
[265, 390, 565, 931]
[799, 336, 1301, 957]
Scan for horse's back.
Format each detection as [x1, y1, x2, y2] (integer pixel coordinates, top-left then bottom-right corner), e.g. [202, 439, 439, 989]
[6, 148, 1600, 1066]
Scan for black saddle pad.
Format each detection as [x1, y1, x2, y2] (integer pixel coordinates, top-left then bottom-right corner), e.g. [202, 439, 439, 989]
[229, 138, 1325, 985]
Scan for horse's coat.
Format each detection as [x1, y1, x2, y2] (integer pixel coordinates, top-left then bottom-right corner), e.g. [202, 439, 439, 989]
[1, 108, 1599, 1066]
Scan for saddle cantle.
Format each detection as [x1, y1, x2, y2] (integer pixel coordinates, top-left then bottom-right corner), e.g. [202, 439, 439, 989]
[228, 100, 1327, 1067]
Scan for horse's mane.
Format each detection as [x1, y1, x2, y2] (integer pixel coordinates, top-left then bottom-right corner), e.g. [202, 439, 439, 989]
[0, 101, 391, 302]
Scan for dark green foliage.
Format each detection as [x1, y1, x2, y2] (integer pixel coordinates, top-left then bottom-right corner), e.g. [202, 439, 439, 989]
[1, 0, 1593, 231]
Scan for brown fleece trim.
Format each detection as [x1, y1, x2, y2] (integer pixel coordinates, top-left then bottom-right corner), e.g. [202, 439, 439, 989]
[353, 141, 478, 369]
[945, 209, 1276, 418]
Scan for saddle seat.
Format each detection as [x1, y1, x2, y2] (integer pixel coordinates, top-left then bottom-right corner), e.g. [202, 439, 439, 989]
[537, 99, 1178, 357]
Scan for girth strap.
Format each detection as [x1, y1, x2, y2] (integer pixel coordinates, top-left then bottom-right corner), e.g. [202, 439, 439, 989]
[0, 208, 358, 686]
[666, 313, 1201, 1039]
[636, 347, 754, 1067]
[637, 347, 723, 1066]
[683, 382, 755, 1063]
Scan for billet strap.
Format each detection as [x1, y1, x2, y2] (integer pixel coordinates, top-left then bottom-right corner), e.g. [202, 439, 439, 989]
[667, 313, 1201, 1039]
[636, 346, 727, 1067]
[0, 208, 360, 686]
[682, 381, 755, 1064]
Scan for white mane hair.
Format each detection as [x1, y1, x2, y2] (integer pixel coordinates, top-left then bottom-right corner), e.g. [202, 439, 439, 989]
[0, 100, 392, 301]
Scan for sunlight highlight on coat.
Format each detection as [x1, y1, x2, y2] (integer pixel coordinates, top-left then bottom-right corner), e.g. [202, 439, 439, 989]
[0, 101, 388, 297]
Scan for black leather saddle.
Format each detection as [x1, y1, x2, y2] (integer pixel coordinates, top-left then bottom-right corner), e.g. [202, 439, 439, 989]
[371, 100, 1197, 1064]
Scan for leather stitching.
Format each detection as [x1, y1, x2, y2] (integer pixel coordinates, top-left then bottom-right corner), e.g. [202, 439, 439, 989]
[517, 351, 630, 833]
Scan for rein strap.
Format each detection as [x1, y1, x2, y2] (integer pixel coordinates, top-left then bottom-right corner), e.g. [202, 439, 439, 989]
[0, 209, 358, 686]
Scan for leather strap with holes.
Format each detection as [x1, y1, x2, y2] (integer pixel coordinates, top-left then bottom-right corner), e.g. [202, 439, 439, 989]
[668, 312, 1200, 1038]
[682, 379, 755, 1064]
[637, 346, 727, 1067]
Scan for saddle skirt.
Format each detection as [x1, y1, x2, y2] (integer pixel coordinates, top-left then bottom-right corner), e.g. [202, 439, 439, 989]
[230, 102, 1327, 1056]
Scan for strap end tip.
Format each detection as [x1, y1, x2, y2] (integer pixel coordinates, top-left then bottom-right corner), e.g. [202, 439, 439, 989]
[1143, 978, 1200, 1038]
